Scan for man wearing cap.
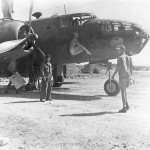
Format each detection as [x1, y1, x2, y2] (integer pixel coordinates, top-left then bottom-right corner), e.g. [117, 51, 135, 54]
[112, 45, 133, 113]
[40, 54, 53, 102]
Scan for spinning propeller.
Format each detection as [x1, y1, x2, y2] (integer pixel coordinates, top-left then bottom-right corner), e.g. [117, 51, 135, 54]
[29, 0, 34, 34]
[27, 0, 46, 61]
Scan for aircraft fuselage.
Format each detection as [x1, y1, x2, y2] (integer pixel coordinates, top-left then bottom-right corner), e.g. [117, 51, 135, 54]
[0, 13, 149, 87]
[30, 13, 149, 64]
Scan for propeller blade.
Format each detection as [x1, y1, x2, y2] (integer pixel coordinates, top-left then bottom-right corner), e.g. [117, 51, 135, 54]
[31, 42, 46, 62]
[0, 38, 26, 54]
[29, 0, 34, 33]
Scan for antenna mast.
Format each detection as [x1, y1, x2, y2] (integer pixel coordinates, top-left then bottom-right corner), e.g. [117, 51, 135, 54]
[64, 4, 66, 15]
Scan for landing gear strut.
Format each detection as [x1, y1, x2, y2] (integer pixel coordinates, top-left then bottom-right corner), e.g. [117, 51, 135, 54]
[104, 62, 120, 96]
[52, 64, 64, 87]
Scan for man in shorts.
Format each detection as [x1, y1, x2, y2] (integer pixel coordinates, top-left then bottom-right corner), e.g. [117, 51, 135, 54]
[112, 45, 133, 113]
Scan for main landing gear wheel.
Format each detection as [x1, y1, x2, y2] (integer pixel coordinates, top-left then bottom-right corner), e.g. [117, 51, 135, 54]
[104, 79, 120, 96]
[52, 76, 64, 87]
[53, 82, 63, 87]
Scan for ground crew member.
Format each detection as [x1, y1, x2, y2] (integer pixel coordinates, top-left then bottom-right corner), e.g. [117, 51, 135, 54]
[40, 55, 53, 102]
[112, 45, 133, 113]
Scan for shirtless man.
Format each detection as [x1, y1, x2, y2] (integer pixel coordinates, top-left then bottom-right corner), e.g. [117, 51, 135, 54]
[69, 32, 91, 56]
[112, 45, 133, 113]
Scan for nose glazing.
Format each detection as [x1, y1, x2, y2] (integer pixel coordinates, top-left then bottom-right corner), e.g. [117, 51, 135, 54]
[134, 24, 149, 39]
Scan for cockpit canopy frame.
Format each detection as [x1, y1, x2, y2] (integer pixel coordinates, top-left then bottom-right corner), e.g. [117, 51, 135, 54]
[60, 13, 97, 27]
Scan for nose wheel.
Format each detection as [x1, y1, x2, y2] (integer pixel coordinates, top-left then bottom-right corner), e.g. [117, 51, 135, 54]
[104, 62, 120, 96]
[104, 79, 120, 96]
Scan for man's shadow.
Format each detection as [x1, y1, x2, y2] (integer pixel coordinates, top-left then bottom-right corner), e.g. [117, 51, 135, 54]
[4, 93, 104, 104]
[60, 111, 117, 117]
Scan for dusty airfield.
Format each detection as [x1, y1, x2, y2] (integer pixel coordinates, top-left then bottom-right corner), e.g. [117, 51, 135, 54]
[0, 71, 150, 150]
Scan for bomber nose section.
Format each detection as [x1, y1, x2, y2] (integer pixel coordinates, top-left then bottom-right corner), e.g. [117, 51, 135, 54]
[132, 24, 149, 54]
[135, 26, 149, 39]
[143, 30, 150, 39]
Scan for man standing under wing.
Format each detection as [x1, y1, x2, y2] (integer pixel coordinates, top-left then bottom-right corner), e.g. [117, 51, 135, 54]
[112, 45, 133, 113]
[40, 55, 53, 102]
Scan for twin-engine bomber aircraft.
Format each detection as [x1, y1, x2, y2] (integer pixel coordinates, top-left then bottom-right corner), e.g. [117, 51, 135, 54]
[0, 12, 149, 95]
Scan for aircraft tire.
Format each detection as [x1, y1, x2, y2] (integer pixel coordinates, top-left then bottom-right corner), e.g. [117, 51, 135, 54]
[52, 76, 64, 87]
[52, 82, 63, 87]
[104, 79, 120, 96]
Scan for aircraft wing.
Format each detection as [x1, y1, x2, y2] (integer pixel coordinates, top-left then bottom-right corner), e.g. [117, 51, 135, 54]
[0, 38, 26, 54]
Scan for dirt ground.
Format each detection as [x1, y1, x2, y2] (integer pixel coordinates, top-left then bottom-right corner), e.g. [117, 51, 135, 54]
[0, 71, 150, 150]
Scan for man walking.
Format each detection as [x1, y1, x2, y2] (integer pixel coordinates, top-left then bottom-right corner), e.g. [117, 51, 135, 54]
[112, 45, 133, 113]
[40, 55, 53, 102]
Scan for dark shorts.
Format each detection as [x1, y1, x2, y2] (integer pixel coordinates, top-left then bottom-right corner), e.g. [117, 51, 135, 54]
[119, 77, 130, 90]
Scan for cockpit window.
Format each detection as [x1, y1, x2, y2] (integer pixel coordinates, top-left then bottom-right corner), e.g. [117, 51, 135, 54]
[100, 22, 113, 32]
[80, 15, 95, 25]
[124, 23, 133, 31]
[112, 22, 125, 31]
[72, 17, 80, 26]
[60, 13, 96, 27]
[99, 21, 134, 32]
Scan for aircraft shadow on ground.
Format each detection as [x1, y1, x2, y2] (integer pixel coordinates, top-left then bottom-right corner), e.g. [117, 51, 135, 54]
[0, 84, 108, 103]
[60, 111, 117, 117]
[3, 93, 103, 104]
[0, 86, 110, 103]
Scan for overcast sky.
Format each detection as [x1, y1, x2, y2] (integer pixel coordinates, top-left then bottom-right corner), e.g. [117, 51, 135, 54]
[0, 0, 150, 66]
